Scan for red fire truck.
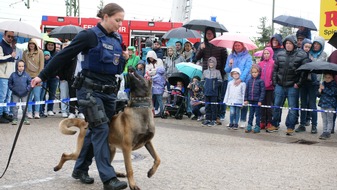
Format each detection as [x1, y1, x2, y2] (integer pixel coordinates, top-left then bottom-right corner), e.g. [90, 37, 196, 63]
[41, 15, 184, 50]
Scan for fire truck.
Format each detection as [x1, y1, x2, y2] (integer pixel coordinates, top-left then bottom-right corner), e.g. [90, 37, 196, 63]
[41, 15, 184, 51]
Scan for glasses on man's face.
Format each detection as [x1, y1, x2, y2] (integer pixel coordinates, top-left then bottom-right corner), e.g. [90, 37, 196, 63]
[7, 35, 14, 39]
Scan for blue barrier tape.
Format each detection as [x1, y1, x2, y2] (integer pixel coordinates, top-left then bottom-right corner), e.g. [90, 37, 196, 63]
[1, 98, 336, 114]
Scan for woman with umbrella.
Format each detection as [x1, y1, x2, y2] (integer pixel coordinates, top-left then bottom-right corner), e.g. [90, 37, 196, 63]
[196, 27, 228, 123]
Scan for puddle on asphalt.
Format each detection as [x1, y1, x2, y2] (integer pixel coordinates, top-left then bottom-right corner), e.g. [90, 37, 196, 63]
[291, 139, 319, 145]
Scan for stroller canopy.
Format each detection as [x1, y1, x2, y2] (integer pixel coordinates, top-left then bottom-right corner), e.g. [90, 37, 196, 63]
[168, 72, 190, 89]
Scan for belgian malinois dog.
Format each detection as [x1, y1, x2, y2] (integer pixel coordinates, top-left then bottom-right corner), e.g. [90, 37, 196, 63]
[54, 69, 160, 190]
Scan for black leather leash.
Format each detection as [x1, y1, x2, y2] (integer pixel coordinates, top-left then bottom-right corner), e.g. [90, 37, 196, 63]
[0, 89, 31, 178]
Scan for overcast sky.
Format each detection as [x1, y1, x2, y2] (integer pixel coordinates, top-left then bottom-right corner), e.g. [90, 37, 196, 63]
[0, 0, 321, 37]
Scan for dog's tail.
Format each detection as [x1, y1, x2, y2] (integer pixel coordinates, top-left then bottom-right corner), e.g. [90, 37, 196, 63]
[59, 118, 88, 135]
[54, 118, 88, 172]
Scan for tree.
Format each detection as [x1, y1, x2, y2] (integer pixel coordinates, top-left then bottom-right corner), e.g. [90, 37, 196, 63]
[278, 26, 294, 39]
[256, 17, 272, 48]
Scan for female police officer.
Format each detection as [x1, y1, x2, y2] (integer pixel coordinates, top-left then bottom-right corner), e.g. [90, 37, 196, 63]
[31, 3, 128, 190]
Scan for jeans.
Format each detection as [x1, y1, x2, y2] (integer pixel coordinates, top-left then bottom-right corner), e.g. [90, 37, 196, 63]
[272, 84, 299, 129]
[300, 82, 318, 126]
[240, 106, 248, 122]
[205, 96, 218, 121]
[46, 77, 59, 112]
[230, 106, 241, 124]
[28, 85, 42, 113]
[0, 78, 9, 115]
[4, 88, 12, 114]
[59, 80, 69, 113]
[192, 103, 204, 117]
[219, 80, 228, 119]
[248, 101, 261, 126]
[153, 94, 164, 115]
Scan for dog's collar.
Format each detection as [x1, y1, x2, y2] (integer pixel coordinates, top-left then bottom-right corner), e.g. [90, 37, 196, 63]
[129, 96, 152, 108]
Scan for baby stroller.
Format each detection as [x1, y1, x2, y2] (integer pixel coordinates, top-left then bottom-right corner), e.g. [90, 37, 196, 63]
[162, 72, 190, 120]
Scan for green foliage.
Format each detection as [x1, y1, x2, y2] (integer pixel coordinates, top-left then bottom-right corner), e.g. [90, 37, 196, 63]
[256, 17, 272, 48]
[278, 26, 295, 38]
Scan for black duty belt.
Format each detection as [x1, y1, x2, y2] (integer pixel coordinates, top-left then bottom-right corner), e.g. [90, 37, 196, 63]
[82, 78, 117, 94]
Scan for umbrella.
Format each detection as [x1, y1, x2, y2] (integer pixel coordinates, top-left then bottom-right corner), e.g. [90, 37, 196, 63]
[168, 72, 190, 89]
[209, 33, 258, 50]
[253, 50, 263, 57]
[182, 19, 228, 33]
[296, 61, 337, 75]
[42, 33, 62, 44]
[175, 62, 202, 79]
[0, 20, 42, 39]
[48, 25, 84, 40]
[328, 31, 337, 49]
[162, 27, 201, 39]
[165, 38, 189, 47]
[273, 15, 317, 31]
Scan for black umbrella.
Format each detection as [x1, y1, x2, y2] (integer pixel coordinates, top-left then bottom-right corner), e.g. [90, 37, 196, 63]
[182, 19, 228, 33]
[296, 61, 337, 75]
[328, 31, 337, 49]
[273, 15, 317, 31]
[49, 25, 84, 40]
[162, 27, 201, 39]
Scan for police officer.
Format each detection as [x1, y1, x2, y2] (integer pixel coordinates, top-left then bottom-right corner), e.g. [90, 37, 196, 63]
[31, 3, 128, 190]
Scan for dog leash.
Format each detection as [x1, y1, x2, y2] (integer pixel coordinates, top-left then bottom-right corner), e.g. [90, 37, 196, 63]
[0, 89, 32, 178]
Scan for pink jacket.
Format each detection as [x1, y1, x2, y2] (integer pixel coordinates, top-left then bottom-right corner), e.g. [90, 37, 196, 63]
[258, 47, 274, 90]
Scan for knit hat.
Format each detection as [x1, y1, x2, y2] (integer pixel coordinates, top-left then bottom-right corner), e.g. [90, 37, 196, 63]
[44, 51, 51, 56]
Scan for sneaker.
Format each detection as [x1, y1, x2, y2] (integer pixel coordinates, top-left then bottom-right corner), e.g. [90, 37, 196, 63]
[286, 128, 294, 136]
[3, 113, 13, 122]
[295, 125, 306, 132]
[245, 124, 252, 133]
[34, 112, 40, 119]
[253, 125, 261, 133]
[24, 119, 30, 125]
[62, 112, 68, 118]
[0, 116, 10, 124]
[260, 122, 266, 130]
[72, 170, 94, 184]
[220, 116, 225, 121]
[27, 112, 33, 119]
[239, 121, 246, 128]
[208, 121, 216, 127]
[319, 133, 327, 140]
[103, 177, 127, 190]
[311, 125, 317, 134]
[191, 116, 198, 120]
[202, 120, 210, 127]
[197, 116, 203, 121]
[232, 124, 239, 130]
[12, 119, 18, 125]
[68, 113, 76, 119]
[78, 113, 85, 119]
[40, 113, 48, 118]
[47, 111, 54, 116]
[228, 123, 234, 129]
[266, 125, 279, 133]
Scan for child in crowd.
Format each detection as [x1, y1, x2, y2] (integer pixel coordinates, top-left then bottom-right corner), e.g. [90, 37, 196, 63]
[135, 60, 146, 77]
[201, 57, 222, 127]
[224, 68, 246, 130]
[301, 38, 312, 54]
[317, 73, 337, 140]
[8, 60, 31, 125]
[244, 65, 265, 133]
[168, 80, 184, 106]
[188, 76, 204, 121]
[152, 66, 166, 117]
[258, 47, 274, 130]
